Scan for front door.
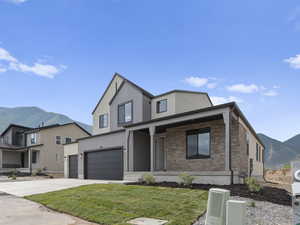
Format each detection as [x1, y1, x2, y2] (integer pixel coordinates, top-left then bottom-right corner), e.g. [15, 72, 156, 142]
[155, 137, 165, 171]
[21, 152, 25, 168]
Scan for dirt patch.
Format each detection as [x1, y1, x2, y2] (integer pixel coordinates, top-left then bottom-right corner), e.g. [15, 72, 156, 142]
[128, 182, 292, 206]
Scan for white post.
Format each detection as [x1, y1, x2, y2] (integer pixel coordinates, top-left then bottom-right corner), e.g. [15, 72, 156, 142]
[149, 126, 155, 172]
[125, 130, 130, 172]
[28, 149, 32, 174]
[223, 111, 231, 171]
[0, 150, 2, 169]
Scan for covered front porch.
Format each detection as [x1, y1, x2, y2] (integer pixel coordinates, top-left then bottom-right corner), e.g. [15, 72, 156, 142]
[123, 106, 239, 185]
[0, 148, 40, 174]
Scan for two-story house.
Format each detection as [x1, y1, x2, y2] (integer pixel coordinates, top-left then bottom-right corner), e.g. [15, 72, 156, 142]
[64, 73, 264, 184]
[0, 123, 90, 174]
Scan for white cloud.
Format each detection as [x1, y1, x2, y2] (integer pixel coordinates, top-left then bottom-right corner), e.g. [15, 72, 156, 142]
[207, 82, 217, 89]
[0, 48, 17, 62]
[227, 84, 259, 94]
[184, 76, 219, 89]
[263, 90, 278, 97]
[284, 54, 300, 69]
[0, 67, 7, 73]
[10, 62, 60, 78]
[184, 76, 208, 87]
[0, 47, 64, 78]
[4, 0, 28, 4]
[211, 96, 243, 105]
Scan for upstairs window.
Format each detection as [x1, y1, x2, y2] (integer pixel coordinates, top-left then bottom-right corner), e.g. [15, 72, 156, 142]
[56, 136, 61, 145]
[30, 133, 37, 145]
[99, 114, 108, 128]
[65, 137, 72, 144]
[156, 99, 168, 113]
[118, 101, 133, 124]
[186, 128, 211, 159]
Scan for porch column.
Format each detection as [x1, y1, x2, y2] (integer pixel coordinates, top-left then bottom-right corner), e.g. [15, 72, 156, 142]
[223, 111, 231, 171]
[28, 148, 32, 174]
[149, 126, 155, 172]
[124, 130, 130, 172]
[0, 150, 2, 169]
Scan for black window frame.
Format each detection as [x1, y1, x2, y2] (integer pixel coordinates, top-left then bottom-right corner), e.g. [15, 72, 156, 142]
[118, 100, 133, 125]
[65, 137, 72, 144]
[186, 128, 211, 159]
[32, 151, 37, 164]
[156, 99, 168, 113]
[99, 113, 108, 128]
[56, 136, 61, 145]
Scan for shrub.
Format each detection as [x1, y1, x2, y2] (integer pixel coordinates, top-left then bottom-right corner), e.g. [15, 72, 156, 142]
[179, 173, 195, 186]
[32, 168, 43, 176]
[245, 177, 262, 193]
[9, 169, 17, 178]
[249, 201, 256, 208]
[142, 174, 156, 185]
[11, 175, 16, 180]
[283, 164, 291, 170]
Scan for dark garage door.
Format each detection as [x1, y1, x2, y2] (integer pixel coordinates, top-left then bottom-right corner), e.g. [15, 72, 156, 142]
[69, 155, 78, 178]
[85, 148, 123, 180]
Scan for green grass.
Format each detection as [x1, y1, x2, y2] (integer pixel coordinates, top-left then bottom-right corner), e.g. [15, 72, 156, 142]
[26, 184, 208, 225]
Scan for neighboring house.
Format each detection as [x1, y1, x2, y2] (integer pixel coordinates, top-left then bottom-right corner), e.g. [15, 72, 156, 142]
[64, 73, 264, 184]
[0, 123, 90, 174]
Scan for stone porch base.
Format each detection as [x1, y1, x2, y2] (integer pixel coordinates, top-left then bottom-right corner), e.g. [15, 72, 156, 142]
[124, 171, 244, 185]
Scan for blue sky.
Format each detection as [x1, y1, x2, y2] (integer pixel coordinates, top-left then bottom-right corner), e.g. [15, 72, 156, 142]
[0, 0, 299, 141]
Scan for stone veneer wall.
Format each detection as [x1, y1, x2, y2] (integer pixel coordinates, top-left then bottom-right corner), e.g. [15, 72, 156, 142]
[165, 119, 226, 171]
[230, 116, 248, 175]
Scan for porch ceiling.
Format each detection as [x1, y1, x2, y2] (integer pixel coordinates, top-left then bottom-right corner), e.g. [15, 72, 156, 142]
[155, 114, 223, 133]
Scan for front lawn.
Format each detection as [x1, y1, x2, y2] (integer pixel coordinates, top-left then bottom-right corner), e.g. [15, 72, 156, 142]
[26, 184, 208, 225]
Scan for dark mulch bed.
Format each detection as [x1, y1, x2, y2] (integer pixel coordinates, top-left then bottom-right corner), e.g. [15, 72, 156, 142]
[128, 182, 292, 206]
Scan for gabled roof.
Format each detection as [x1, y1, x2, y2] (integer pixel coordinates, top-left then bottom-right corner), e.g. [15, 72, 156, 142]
[124, 102, 265, 148]
[24, 122, 91, 136]
[92, 73, 154, 114]
[0, 124, 32, 136]
[109, 79, 155, 105]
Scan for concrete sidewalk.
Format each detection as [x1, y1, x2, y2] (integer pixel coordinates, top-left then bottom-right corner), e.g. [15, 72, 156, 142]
[0, 193, 97, 225]
[0, 178, 130, 197]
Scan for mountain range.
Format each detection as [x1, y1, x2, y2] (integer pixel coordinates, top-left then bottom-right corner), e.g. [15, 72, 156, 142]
[0, 106, 299, 169]
[258, 133, 300, 169]
[0, 106, 92, 134]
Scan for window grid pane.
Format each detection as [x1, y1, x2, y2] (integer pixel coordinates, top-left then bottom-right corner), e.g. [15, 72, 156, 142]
[118, 102, 132, 124]
[157, 99, 167, 113]
[198, 132, 210, 156]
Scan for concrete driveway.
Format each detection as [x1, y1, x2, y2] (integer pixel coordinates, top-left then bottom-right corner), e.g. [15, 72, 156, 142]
[0, 192, 97, 225]
[0, 178, 129, 197]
